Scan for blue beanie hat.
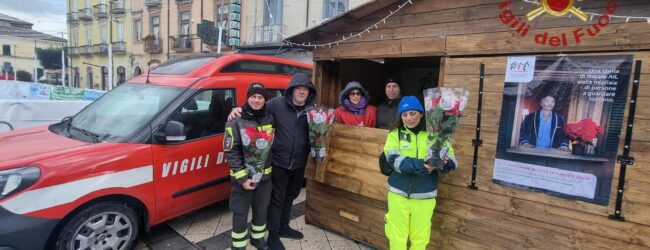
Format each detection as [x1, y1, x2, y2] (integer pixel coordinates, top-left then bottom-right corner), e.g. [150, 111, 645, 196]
[398, 96, 423, 114]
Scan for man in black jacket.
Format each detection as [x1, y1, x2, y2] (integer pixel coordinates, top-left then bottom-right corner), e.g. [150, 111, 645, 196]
[224, 83, 274, 250]
[376, 76, 402, 129]
[229, 73, 316, 250]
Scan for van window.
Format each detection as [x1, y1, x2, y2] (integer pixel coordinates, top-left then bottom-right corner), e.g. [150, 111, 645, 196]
[221, 60, 312, 77]
[152, 57, 216, 75]
[268, 89, 284, 98]
[169, 89, 236, 141]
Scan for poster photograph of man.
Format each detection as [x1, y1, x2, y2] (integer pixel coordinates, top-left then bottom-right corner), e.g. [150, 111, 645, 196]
[493, 55, 633, 205]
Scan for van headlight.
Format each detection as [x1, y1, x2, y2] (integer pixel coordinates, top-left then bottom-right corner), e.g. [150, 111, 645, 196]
[0, 167, 40, 200]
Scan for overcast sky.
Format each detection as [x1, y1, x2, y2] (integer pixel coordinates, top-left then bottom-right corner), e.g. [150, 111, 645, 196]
[0, 0, 67, 36]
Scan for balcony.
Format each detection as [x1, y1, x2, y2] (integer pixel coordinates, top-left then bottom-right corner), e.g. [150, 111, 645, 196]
[176, 0, 192, 5]
[171, 35, 193, 52]
[67, 12, 79, 25]
[93, 4, 108, 20]
[79, 8, 93, 21]
[110, 0, 126, 17]
[249, 25, 286, 45]
[144, 0, 161, 9]
[144, 37, 163, 54]
[67, 47, 80, 56]
[112, 41, 127, 53]
[93, 43, 109, 54]
[79, 45, 94, 55]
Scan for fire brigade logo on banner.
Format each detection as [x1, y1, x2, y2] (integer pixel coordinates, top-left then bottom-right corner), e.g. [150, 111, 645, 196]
[498, 0, 618, 47]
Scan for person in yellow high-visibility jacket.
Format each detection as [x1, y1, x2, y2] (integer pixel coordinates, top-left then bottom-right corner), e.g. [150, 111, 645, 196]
[383, 96, 458, 250]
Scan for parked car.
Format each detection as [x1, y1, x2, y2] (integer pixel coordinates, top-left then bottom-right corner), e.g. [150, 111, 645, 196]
[0, 54, 312, 250]
[0, 73, 15, 80]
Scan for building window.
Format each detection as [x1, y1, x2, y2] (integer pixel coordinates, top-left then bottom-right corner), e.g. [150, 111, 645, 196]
[117, 22, 124, 42]
[214, 2, 229, 28]
[323, 0, 348, 19]
[180, 11, 190, 36]
[151, 16, 160, 38]
[72, 31, 79, 47]
[100, 25, 108, 43]
[2, 45, 10, 56]
[134, 19, 142, 41]
[263, 0, 282, 26]
[86, 27, 93, 45]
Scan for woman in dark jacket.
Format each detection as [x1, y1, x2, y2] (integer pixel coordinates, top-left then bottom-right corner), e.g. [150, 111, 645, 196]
[224, 83, 274, 250]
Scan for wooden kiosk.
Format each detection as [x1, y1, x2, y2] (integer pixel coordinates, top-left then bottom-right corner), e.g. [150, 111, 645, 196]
[290, 0, 650, 249]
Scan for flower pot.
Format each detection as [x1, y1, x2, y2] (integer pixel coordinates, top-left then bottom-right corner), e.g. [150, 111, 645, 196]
[572, 143, 585, 156]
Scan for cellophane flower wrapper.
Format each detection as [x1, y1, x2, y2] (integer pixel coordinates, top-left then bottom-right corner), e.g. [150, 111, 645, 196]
[240, 127, 274, 184]
[423, 87, 469, 169]
[306, 107, 336, 162]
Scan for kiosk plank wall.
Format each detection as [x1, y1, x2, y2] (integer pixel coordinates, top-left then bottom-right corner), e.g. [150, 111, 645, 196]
[300, 0, 650, 249]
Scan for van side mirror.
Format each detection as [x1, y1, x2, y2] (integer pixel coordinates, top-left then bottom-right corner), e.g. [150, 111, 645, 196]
[162, 121, 186, 142]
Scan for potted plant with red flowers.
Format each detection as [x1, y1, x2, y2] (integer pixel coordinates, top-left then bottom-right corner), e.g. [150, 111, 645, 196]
[563, 118, 604, 155]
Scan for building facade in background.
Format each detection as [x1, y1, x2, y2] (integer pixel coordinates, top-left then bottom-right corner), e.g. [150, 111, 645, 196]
[0, 13, 67, 82]
[67, 0, 132, 90]
[68, 0, 370, 80]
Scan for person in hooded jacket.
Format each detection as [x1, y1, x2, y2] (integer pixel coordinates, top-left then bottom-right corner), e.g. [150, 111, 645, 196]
[334, 81, 377, 127]
[376, 76, 402, 129]
[383, 96, 458, 250]
[224, 83, 274, 250]
[228, 73, 317, 250]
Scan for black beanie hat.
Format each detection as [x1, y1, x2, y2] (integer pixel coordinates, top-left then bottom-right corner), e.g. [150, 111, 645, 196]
[384, 76, 401, 88]
[247, 82, 267, 99]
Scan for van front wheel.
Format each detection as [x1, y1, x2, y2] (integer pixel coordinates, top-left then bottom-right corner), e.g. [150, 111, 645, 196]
[54, 201, 139, 250]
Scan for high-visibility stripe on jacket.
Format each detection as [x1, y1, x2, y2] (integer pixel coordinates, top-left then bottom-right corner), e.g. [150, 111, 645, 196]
[383, 125, 457, 199]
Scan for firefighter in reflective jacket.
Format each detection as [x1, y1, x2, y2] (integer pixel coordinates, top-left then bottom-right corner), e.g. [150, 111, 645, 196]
[383, 96, 458, 250]
[224, 83, 274, 250]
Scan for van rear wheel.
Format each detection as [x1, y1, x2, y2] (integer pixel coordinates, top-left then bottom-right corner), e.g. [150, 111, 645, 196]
[54, 201, 139, 250]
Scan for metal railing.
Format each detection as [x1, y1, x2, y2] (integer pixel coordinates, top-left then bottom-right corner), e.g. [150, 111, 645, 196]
[67, 46, 80, 56]
[171, 35, 193, 52]
[110, 0, 126, 16]
[112, 41, 127, 53]
[144, 37, 163, 54]
[144, 0, 162, 8]
[93, 4, 108, 19]
[80, 45, 94, 55]
[79, 8, 92, 21]
[249, 25, 286, 45]
[93, 43, 109, 54]
[67, 12, 79, 24]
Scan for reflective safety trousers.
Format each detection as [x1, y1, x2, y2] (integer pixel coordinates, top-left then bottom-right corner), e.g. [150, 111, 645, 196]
[385, 192, 436, 250]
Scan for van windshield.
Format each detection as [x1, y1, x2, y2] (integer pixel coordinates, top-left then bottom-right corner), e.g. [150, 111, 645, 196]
[65, 83, 184, 142]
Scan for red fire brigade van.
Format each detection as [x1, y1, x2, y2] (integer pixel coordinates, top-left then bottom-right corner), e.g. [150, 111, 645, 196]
[0, 54, 312, 250]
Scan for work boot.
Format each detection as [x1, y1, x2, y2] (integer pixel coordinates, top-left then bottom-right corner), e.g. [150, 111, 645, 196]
[267, 231, 285, 250]
[279, 226, 304, 239]
[250, 237, 270, 250]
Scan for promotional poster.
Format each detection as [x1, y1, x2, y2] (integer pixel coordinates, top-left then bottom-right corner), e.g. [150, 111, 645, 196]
[493, 55, 633, 205]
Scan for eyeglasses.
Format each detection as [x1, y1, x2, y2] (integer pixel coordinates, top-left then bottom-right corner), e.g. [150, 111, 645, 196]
[349, 91, 362, 96]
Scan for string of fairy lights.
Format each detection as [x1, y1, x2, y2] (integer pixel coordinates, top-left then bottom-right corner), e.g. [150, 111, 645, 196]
[281, 0, 414, 49]
[522, 0, 650, 23]
[280, 0, 650, 49]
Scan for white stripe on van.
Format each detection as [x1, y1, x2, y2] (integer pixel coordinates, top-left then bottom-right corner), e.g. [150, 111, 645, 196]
[0, 165, 153, 215]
